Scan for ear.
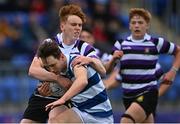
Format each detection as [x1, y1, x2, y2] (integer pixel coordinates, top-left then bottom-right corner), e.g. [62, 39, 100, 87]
[60, 53, 66, 61]
[60, 22, 65, 31]
[146, 23, 150, 29]
[60, 24, 63, 31]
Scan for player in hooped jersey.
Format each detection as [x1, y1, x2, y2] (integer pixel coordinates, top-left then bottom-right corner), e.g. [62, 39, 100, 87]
[105, 8, 180, 123]
[38, 39, 113, 123]
[20, 4, 105, 123]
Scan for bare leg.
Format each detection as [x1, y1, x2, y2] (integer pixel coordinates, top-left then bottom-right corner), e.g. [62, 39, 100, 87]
[143, 113, 154, 123]
[48, 105, 69, 122]
[49, 108, 82, 123]
[120, 102, 147, 123]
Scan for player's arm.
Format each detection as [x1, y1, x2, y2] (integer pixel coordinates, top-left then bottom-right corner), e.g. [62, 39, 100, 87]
[29, 56, 58, 81]
[158, 80, 172, 97]
[87, 57, 106, 76]
[162, 46, 180, 82]
[103, 68, 121, 90]
[29, 56, 72, 91]
[104, 50, 123, 74]
[61, 65, 88, 101]
[72, 55, 106, 77]
[46, 65, 88, 110]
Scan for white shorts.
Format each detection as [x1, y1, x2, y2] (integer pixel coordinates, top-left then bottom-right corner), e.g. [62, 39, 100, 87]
[72, 107, 114, 123]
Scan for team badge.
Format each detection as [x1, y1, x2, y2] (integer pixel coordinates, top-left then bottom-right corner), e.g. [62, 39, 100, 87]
[145, 48, 150, 53]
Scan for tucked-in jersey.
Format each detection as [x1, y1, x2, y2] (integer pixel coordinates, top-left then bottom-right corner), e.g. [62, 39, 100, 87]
[112, 33, 177, 94]
[64, 54, 113, 118]
[34, 33, 99, 99]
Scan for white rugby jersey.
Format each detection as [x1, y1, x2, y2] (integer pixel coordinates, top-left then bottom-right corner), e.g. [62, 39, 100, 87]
[65, 54, 113, 118]
[113, 33, 177, 93]
[34, 33, 99, 99]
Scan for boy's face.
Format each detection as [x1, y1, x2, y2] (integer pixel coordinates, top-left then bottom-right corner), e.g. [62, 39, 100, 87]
[129, 15, 149, 40]
[41, 54, 66, 74]
[61, 15, 83, 41]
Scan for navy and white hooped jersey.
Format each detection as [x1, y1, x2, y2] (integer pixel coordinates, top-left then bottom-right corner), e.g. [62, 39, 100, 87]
[65, 54, 113, 118]
[113, 33, 177, 93]
[34, 33, 99, 99]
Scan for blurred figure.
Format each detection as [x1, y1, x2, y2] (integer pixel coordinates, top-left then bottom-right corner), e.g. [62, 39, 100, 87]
[80, 26, 123, 90]
[80, 26, 95, 45]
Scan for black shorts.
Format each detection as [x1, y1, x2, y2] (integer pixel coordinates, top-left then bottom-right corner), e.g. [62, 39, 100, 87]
[22, 94, 71, 123]
[123, 88, 158, 118]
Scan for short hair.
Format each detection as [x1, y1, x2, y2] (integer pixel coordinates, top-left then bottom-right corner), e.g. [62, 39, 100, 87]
[129, 8, 151, 23]
[59, 4, 86, 23]
[37, 38, 61, 59]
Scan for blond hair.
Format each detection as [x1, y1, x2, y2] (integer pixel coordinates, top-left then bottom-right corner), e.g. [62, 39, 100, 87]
[59, 4, 86, 23]
[129, 8, 151, 23]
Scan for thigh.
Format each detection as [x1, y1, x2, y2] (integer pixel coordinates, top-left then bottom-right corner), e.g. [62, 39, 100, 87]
[51, 108, 82, 123]
[124, 102, 147, 122]
[144, 113, 154, 123]
[48, 105, 69, 119]
[122, 89, 158, 123]
[136, 89, 158, 118]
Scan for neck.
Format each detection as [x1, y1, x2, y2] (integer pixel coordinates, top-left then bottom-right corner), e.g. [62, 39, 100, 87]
[132, 34, 145, 40]
[62, 34, 76, 45]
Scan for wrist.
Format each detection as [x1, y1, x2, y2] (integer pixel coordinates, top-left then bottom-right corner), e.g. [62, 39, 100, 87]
[171, 67, 178, 73]
[54, 74, 59, 82]
[88, 57, 93, 65]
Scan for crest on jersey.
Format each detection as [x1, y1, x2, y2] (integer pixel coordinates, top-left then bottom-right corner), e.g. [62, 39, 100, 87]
[145, 47, 150, 53]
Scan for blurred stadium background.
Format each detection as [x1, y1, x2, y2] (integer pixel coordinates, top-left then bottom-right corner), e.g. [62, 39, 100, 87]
[0, 0, 179, 123]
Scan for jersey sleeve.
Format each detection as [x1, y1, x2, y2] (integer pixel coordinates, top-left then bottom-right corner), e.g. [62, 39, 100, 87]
[81, 42, 99, 58]
[156, 37, 177, 55]
[112, 40, 122, 53]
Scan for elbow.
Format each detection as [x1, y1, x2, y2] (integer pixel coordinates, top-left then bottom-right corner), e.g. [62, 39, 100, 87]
[28, 68, 33, 77]
[82, 79, 88, 87]
[100, 68, 106, 77]
[28, 67, 36, 77]
[103, 67, 106, 75]
[84, 80, 88, 85]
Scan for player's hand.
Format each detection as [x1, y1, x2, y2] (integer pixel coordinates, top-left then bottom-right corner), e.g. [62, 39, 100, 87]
[72, 55, 90, 67]
[45, 98, 66, 111]
[38, 82, 52, 96]
[112, 50, 123, 60]
[163, 69, 177, 82]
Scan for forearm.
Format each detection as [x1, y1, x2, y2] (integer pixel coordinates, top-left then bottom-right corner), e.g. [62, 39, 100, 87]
[29, 66, 57, 81]
[103, 69, 120, 90]
[104, 59, 117, 74]
[159, 81, 172, 97]
[61, 78, 87, 102]
[28, 56, 57, 81]
[89, 57, 106, 76]
[172, 46, 180, 69]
